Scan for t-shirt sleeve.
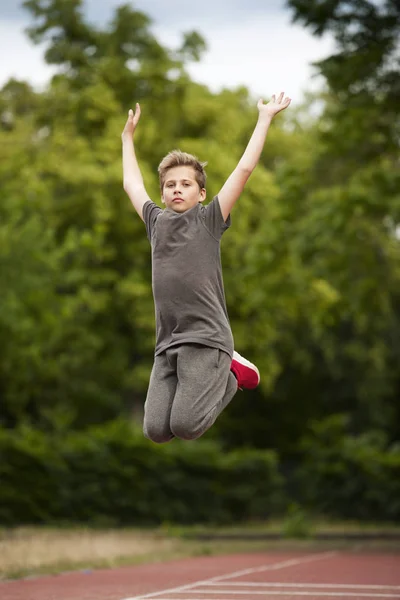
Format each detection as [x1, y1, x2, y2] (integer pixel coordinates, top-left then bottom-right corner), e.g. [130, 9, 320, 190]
[202, 196, 231, 240]
[142, 200, 163, 242]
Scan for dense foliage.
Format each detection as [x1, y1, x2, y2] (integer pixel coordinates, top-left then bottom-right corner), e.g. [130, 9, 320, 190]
[0, 420, 283, 525]
[0, 0, 399, 524]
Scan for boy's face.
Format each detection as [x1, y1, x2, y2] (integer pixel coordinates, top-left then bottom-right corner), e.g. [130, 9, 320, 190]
[162, 166, 206, 213]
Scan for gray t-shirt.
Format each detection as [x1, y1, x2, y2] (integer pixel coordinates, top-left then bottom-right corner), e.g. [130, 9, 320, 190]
[143, 196, 234, 357]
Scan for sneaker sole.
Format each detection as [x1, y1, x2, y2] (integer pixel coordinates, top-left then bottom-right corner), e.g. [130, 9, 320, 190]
[232, 351, 260, 386]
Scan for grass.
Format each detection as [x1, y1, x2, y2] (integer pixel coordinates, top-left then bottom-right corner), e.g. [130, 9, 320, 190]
[1, 520, 399, 581]
[0, 527, 190, 580]
[166, 516, 400, 537]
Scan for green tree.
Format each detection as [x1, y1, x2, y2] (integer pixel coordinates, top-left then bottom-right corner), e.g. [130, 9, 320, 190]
[288, 0, 400, 168]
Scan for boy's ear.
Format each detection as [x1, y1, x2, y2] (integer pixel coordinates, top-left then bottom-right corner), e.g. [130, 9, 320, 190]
[199, 188, 206, 202]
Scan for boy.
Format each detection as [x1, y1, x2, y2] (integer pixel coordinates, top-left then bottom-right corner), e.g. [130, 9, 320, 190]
[122, 92, 291, 443]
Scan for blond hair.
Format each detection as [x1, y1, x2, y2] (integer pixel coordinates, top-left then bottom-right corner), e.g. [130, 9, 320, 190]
[158, 150, 207, 191]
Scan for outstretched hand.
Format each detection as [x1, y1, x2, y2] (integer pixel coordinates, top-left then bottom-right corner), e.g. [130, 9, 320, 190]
[257, 92, 291, 118]
[121, 103, 141, 139]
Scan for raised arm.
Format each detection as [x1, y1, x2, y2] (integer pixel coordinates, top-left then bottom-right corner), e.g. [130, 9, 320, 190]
[121, 103, 152, 221]
[217, 92, 291, 221]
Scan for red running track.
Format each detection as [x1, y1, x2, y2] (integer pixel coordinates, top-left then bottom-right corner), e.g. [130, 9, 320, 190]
[1, 551, 400, 600]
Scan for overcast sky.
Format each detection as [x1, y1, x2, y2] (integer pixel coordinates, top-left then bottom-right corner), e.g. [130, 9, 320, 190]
[0, 0, 335, 103]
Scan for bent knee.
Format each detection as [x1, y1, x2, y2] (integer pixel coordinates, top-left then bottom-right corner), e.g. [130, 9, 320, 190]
[143, 422, 173, 444]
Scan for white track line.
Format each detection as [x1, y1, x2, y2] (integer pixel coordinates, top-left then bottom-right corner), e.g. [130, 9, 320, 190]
[204, 583, 400, 590]
[136, 595, 400, 599]
[121, 551, 336, 600]
[179, 590, 400, 597]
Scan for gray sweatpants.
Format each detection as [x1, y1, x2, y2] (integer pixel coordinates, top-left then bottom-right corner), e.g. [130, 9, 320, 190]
[143, 344, 238, 443]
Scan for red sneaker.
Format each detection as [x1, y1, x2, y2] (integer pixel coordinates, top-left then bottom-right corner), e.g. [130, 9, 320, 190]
[230, 351, 260, 390]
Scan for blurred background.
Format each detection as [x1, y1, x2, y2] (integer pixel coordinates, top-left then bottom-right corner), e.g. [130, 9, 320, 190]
[0, 0, 399, 542]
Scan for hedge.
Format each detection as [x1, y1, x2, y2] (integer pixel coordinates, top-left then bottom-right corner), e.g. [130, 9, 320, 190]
[1, 415, 399, 526]
[0, 419, 284, 525]
[295, 415, 400, 521]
